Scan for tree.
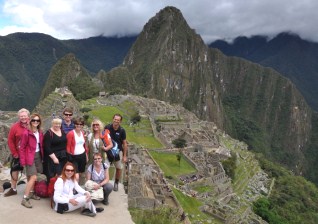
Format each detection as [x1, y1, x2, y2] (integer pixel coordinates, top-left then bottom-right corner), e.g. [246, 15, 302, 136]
[172, 138, 186, 148]
[176, 149, 182, 167]
[172, 137, 186, 167]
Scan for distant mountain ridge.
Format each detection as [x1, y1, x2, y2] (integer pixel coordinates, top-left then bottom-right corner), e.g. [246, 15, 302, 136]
[0, 33, 136, 110]
[209, 32, 318, 111]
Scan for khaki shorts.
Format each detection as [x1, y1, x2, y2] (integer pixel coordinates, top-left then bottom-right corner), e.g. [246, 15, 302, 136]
[25, 152, 43, 176]
[106, 151, 123, 169]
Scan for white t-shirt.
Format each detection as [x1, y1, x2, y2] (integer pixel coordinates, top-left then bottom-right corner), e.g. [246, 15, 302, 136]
[34, 131, 40, 152]
[74, 130, 85, 155]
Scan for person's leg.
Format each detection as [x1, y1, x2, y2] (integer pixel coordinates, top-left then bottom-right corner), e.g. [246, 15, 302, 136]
[21, 164, 38, 208]
[113, 152, 123, 191]
[66, 194, 96, 214]
[102, 183, 113, 205]
[76, 152, 87, 185]
[11, 171, 18, 189]
[65, 195, 87, 212]
[4, 170, 18, 197]
[31, 152, 43, 194]
[34, 152, 43, 174]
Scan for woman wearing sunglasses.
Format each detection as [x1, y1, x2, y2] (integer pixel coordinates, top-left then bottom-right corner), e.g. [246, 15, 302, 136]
[53, 162, 97, 217]
[86, 152, 113, 205]
[19, 113, 44, 208]
[87, 119, 113, 164]
[66, 116, 88, 184]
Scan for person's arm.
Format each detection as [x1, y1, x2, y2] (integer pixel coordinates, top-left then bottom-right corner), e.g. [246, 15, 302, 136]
[43, 130, 59, 164]
[66, 131, 73, 154]
[99, 165, 110, 187]
[7, 124, 19, 158]
[74, 180, 89, 196]
[53, 178, 69, 204]
[102, 133, 113, 151]
[18, 130, 28, 166]
[86, 164, 92, 180]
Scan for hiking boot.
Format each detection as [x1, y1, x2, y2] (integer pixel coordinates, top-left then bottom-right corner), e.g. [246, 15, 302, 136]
[21, 198, 32, 208]
[4, 188, 17, 197]
[81, 208, 96, 217]
[113, 182, 118, 192]
[29, 192, 41, 200]
[102, 198, 109, 206]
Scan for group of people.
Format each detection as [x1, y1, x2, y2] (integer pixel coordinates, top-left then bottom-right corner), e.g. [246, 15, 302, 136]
[4, 107, 127, 217]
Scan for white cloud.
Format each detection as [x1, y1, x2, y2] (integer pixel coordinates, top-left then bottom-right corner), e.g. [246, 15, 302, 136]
[1, 0, 318, 43]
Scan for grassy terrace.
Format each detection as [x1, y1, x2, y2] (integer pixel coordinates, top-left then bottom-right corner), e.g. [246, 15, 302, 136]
[172, 188, 215, 223]
[83, 99, 163, 149]
[148, 150, 197, 180]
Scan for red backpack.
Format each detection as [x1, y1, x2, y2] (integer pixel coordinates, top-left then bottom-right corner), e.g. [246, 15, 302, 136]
[34, 180, 49, 198]
[48, 175, 59, 208]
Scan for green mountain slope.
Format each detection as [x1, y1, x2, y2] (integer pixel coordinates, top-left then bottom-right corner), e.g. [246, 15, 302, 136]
[0, 33, 135, 110]
[99, 6, 312, 178]
[209, 32, 318, 111]
[40, 53, 100, 102]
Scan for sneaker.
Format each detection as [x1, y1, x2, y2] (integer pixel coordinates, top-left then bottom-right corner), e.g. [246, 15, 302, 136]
[113, 182, 118, 192]
[4, 188, 17, 197]
[21, 198, 32, 208]
[29, 192, 41, 200]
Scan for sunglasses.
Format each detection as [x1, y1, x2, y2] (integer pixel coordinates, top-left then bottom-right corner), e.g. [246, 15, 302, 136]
[75, 123, 84, 126]
[31, 119, 40, 123]
[65, 169, 74, 172]
[94, 158, 102, 161]
[93, 124, 100, 126]
[64, 113, 73, 116]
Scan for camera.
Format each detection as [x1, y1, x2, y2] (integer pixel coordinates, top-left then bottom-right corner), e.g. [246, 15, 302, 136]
[57, 203, 69, 214]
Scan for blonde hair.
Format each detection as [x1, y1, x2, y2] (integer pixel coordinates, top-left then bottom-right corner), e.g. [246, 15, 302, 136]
[51, 117, 62, 125]
[18, 108, 30, 117]
[90, 118, 104, 133]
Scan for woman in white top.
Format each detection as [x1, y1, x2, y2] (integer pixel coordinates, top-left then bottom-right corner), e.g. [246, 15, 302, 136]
[53, 162, 96, 216]
[87, 119, 113, 164]
[86, 152, 113, 205]
[66, 117, 88, 184]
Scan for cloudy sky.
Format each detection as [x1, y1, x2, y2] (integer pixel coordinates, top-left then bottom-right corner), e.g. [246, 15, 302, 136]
[0, 0, 317, 43]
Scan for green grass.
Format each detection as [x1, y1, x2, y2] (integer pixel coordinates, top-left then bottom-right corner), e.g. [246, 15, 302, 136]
[172, 188, 218, 223]
[149, 150, 196, 179]
[86, 104, 164, 149]
[193, 185, 214, 194]
[88, 106, 122, 125]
